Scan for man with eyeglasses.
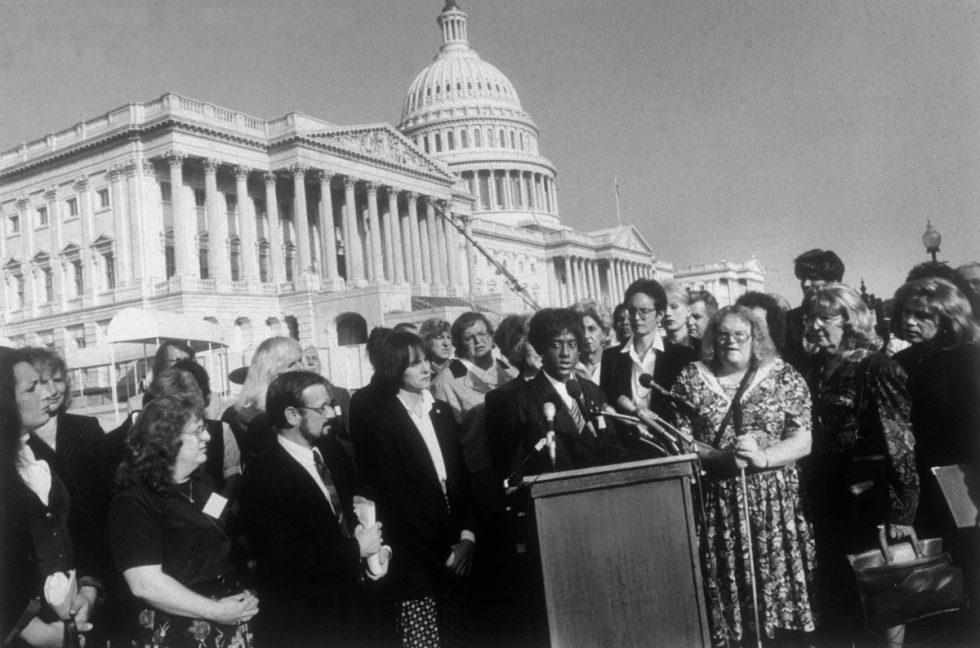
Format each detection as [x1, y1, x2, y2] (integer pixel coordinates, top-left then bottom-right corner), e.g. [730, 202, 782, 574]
[240, 371, 384, 647]
[600, 279, 697, 423]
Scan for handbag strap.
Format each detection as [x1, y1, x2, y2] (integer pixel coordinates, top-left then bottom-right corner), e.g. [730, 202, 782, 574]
[711, 360, 758, 448]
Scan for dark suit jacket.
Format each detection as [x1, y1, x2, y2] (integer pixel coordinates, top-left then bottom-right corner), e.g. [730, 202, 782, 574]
[497, 371, 615, 477]
[239, 438, 362, 646]
[356, 393, 474, 602]
[599, 340, 696, 421]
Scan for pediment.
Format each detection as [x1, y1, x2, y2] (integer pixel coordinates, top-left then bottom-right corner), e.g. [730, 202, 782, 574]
[32, 251, 51, 264]
[4, 258, 23, 271]
[61, 242, 81, 256]
[91, 234, 114, 248]
[304, 125, 454, 181]
[592, 225, 654, 255]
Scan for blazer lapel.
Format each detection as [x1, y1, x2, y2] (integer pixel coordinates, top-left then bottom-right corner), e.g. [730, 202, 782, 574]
[615, 349, 633, 400]
[387, 397, 445, 495]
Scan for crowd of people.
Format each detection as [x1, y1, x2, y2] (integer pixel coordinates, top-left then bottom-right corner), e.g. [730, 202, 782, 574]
[2, 249, 979, 648]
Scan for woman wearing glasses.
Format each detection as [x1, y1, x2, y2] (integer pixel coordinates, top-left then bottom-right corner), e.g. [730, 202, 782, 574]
[802, 283, 918, 646]
[107, 395, 259, 647]
[671, 306, 817, 645]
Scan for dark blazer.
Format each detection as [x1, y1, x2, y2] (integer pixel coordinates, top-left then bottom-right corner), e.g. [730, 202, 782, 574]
[599, 340, 696, 421]
[497, 371, 614, 477]
[239, 437, 362, 647]
[356, 393, 474, 602]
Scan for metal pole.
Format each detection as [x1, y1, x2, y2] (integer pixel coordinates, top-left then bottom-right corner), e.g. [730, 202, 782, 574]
[739, 467, 764, 648]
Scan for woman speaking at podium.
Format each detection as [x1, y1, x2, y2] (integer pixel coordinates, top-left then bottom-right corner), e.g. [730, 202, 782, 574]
[672, 306, 817, 646]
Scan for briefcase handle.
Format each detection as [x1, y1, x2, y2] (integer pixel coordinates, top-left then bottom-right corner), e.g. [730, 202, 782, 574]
[876, 524, 922, 563]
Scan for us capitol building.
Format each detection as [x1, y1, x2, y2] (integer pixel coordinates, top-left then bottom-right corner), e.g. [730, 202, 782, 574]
[0, 1, 763, 388]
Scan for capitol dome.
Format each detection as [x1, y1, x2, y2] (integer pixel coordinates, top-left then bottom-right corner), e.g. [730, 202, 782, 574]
[398, 1, 560, 229]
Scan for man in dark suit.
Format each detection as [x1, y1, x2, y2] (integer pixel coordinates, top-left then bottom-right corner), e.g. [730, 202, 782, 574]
[498, 308, 620, 478]
[600, 278, 697, 423]
[240, 371, 382, 648]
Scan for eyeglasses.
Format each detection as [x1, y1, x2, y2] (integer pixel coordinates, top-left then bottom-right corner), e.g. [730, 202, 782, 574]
[715, 331, 751, 343]
[627, 306, 657, 318]
[182, 423, 207, 440]
[298, 404, 330, 416]
[462, 331, 491, 345]
[804, 314, 843, 326]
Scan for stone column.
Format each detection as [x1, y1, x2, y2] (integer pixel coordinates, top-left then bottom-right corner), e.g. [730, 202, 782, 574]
[289, 165, 313, 280]
[519, 171, 529, 209]
[317, 171, 342, 289]
[417, 202, 432, 286]
[380, 186, 396, 281]
[591, 261, 601, 303]
[236, 167, 259, 282]
[73, 179, 98, 298]
[204, 160, 230, 281]
[551, 178, 559, 215]
[397, 193, 414, 285]
[386, 187, 406, 284]
[126, 160, 150, 286]
[365, 182, 385, 284]
[263, 173, 284, 284]
[487, 170, 498, 210]
[444, 211, 460, 294]
[43, 187, 66, 303]
[425, 198, 443, 292]
[342, 178, 366, 286]
[407, 192, 426, 291]
[165, 151, 195, 278]
[106, 167, 132, 285]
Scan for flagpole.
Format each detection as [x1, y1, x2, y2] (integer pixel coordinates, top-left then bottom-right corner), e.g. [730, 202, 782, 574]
[614, 177, 622, 226]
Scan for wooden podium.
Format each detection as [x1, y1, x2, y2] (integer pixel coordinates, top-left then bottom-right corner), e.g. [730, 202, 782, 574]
[528, 455, 710, 648]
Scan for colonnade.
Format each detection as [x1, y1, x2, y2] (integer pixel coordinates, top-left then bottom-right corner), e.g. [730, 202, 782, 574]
[553, 255, 651, 306]
[459, 169, 557, 214]
[165, 153, 466, 295]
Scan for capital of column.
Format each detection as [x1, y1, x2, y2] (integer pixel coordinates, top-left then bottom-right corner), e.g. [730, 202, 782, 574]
[164, 150, 186, 168]
[314, 170, 333, 184]
[235, 165, 251, 180]
[383, 185, 398, 199]
[106, 165, 125, 182]
[44, 186, 58, 201]
[141, 159, 156, 175]
[203, 158, 220, 175]
[343, 177, 356, 191]
[262, 171, 278, 186]
[73, 177, 89, 192]
[288, 163, 307, 178]
[365, 181, 378, 196]
[15, 195, 29, 210]
[406, 190, 418, 201]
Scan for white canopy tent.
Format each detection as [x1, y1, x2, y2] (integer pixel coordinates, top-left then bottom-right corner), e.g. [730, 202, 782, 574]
[106, 307, 229, 421]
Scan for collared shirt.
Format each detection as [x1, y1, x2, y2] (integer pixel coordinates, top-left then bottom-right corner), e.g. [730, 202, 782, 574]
[397, 389, 448, 491]
[543, 371, 589, 433]
[622, 333, 664, 409]
[278, 435, 338, 516]
[575, 360, 602, 384]
[18, 434, 52, 506]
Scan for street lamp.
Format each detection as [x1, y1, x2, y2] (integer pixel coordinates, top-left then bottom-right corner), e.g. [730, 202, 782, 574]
[922, 221, 942, 262]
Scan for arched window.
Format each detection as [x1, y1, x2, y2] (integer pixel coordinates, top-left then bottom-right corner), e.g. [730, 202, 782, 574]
[447, 131, 455, 150]
[510, 130, 516, 148]
[336, 312, 368, 346]
[460, 129, 468, 148]
[519, 132, 525, 151]
[474, 129, 482, 147]
[487, 129, 494, 147]
[499, 129, 505, 147]
[423, 137, 430, 153]
[434, 133, 442, 152]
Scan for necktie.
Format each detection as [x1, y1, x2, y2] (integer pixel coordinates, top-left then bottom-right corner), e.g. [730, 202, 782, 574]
[312, 448, 349, 535]
[567, 397, 587, 434]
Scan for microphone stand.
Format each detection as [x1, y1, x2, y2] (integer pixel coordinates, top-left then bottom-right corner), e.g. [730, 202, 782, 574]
[503, 437, 549, 488]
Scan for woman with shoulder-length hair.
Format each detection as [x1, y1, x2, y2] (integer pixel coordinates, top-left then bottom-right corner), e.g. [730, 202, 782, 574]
[221, 336, 303, 461]
[355, 330, 475, 648]
[571, 299, 611, 382]
[0, 347, 103, 647]
[802, 283, 918, 645]
[671, 306, 817, 644]
[891, 277, 980, 535]
[107, 395, 259, 648]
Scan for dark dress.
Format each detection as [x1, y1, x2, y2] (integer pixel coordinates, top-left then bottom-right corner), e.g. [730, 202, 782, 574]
[804, 348, 919, 636]
[106, 478, 251, 648]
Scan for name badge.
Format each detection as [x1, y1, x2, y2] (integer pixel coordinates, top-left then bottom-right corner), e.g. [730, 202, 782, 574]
[203, 492, 228, 519]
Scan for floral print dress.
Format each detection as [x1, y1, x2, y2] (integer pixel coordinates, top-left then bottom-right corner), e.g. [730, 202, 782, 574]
[673, 359, 818, 643]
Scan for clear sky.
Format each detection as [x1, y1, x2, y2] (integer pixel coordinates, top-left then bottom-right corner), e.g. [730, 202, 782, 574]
[2, 0, 978, 302]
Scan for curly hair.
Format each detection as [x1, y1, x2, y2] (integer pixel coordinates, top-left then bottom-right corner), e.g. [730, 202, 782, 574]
[892, 277, 980, 349]
[804, 283, 880, 352]
[571, 299, 612, 334]
[419, 318, 451, 343]
[493, 314, 533, 369]
[149, 364, 207, 408]
[527, 308, 586, 356]
[794, 248, 845, 282]
[25, 346, 72, 414]
[700, 306, 778, 366]
[115, 395, 204, 496]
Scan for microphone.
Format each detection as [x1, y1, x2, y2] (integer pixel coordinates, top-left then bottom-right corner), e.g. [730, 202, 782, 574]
[543, 401, 557, 471]
[566, 379, 604, 430]
[639, 373, 697, 418]
[615, 395, 693, 452]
